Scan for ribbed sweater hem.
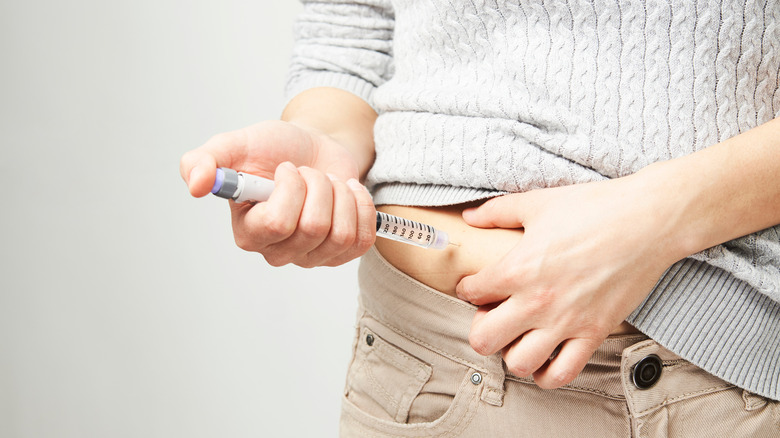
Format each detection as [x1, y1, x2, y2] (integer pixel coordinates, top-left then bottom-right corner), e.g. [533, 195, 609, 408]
[628, 258, 780, 401]
[370, 182, 504, 207]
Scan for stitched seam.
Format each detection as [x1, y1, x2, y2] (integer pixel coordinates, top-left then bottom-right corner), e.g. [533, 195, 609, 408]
[341, 372, 481, 437]
[635, 384, 735, 416]
[743, 390, 768, 411]
[605, 335, 649, 344]
[360, 329, 432, 421]
[365, 359, 402, 411]
[363, 308, 485, 372]
[369, 330, 432, 379]
[504, 375, 627, 400]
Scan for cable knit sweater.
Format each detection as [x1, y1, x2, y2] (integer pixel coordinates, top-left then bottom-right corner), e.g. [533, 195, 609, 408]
[286, 0, 780, 400]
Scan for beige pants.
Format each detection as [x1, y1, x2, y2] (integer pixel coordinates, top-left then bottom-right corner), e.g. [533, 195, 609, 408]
[340, 247, 780, 437]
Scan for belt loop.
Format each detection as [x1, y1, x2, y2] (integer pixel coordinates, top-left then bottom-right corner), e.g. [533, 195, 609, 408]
[480, 354, 506, 406]
[742, 389, 768, 411]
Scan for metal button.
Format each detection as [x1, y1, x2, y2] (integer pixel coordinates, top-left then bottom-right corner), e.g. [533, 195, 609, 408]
[365, 333, 374, 346]
[470, 372, 483, 385]
[632, 354, 663, 390]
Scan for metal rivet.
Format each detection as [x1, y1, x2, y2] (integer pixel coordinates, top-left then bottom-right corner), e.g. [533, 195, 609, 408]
[365, 334, 374, 346]
[470, 372, 482, 385]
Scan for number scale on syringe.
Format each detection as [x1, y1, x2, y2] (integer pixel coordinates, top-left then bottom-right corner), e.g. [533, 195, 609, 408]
[209, 167, 452, 250]
[375, 211, 450, 250]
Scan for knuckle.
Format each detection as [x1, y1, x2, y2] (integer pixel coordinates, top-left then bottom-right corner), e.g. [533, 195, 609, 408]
[263, 250, 293, 268]
[526, 287, 555, 312]
[573, 317, 612, 342]
[208, 132, 232, 146]
[233, 233, 254, 251]
[329, 226, 355, 250]
[355, 237, 375, 256]
[587, 323, 612, 340]
[298, 216, 331, 239]
[539, 367, 577, 389]
[263, 214, 297, 240]
[233, 228, 263, 252]
[354, 226, 376, 252]
[209, 130, 244, 147]
[295, 257, 319, 269]
[264, 257, 289, 268]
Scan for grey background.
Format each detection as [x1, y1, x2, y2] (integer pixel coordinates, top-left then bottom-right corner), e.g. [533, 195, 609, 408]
[1, 1, 361, 437]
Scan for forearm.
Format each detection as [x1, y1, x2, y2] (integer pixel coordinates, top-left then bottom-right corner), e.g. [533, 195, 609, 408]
[282, 87, 377, 181]
[641, 116, 780, 262]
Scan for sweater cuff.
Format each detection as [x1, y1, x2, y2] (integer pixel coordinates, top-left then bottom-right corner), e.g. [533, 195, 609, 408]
[285, 71, 377, 110]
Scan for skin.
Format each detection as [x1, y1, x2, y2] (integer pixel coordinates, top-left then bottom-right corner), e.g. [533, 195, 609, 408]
[456, 117, 780, 388]
[180, 88, 378, 268]
[181, 86, 780, 390]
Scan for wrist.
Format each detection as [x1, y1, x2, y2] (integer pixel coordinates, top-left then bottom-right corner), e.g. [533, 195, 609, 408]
[282, 87, 377, 180]
[632, 159, 717, 263]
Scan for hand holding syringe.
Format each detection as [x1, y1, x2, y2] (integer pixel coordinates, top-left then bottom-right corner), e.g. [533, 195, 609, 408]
[211, 168, 452, 250]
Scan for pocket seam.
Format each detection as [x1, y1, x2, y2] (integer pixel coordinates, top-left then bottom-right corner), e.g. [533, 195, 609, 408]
[348, 327, 433, 423]
[340, 368, 482, 437]
[363, 307, 485, 372]
[368, 332, 432, 381]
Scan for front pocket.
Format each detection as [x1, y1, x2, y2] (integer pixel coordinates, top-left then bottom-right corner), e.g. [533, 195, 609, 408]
[345, 327, 432, 423]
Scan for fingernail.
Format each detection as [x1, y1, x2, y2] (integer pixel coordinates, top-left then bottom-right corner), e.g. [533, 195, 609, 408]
[346, 178, 367, 192]
[327, 173, 340, 182]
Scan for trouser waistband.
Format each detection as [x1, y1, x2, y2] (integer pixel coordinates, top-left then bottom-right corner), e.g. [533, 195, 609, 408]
[358, 247, 653, 406]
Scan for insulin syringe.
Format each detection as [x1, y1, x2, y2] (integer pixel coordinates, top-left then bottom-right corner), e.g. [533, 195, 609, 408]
[210, 167, 451, 250]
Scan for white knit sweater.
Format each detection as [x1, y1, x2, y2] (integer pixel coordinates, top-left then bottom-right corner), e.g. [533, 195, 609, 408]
[287, 0, 780, 400]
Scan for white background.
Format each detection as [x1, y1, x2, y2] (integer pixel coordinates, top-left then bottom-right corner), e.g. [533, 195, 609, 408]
[1, 1, 361, 437]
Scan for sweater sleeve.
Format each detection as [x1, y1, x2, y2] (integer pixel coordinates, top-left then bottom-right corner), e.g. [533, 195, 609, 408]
[286, 0, 395, 109]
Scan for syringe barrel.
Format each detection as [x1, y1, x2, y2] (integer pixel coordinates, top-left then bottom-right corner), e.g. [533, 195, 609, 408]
[210, 168, 450, 250]
[375, 211, 449, 250]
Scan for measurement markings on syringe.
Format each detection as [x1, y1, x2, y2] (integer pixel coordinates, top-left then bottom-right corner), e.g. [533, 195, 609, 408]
[378, 212, 435, 244]
[211, 169, 450, 250]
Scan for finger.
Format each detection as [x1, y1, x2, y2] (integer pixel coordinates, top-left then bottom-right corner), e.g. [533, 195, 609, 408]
[303, 176, 356, 266]
[321, 178, 377, 266]
[263, 166, 334, 265]
[532, 337, 601, 389]
[455, 259, 517, 305]
[502, 329, 562, 378]
[468, 303, 496, 340]
[232, 162, 305, 252]
[180, 130, 248, 197]
[468, 297, 532, 356]
[462, 192, 536, 229]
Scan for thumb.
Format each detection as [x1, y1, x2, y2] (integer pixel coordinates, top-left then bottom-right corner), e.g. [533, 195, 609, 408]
[463, 192, 534, 229]
[180, 151, 218, 198]
[180, 130, 249, 198]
